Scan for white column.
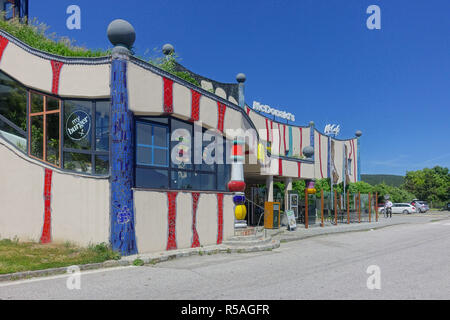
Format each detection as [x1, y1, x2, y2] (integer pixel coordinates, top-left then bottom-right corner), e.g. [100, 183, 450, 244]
[266, 175, 274, 202]
[284, 177, 292, 211]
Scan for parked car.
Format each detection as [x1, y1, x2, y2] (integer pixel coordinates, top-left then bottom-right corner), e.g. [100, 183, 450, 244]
[411, 200, 429, 213]
[393, 203, 416, 214]
[379, 203, 416, 214]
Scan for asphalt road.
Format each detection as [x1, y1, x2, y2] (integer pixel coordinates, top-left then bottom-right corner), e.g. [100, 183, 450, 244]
[1, 214, 449, 300]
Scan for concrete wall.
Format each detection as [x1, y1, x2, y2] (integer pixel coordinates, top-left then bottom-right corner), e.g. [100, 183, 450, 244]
[134, 189, 234, 254]
[0, 138, 110, 245]
[0, 40, 110, 98]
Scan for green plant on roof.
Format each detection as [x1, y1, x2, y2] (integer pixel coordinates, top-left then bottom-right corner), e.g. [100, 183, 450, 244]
[147, 49, 200, 87]
[0, 12, 109, 57]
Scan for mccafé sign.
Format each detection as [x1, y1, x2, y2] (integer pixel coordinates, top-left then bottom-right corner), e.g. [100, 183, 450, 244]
[252, 101, 295, 122]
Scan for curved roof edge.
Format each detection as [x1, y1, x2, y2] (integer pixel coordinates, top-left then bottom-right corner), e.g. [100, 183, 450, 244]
[0, 29, 111, 65]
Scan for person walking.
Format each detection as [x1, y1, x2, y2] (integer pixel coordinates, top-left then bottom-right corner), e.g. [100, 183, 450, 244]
[385, 200, 393, 218]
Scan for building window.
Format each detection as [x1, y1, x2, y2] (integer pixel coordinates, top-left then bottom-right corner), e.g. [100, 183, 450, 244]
[0, 71, 27, 152]
[135, 116, 231, 191]
[28, 91, 61, 166]
[63, 100, 110, 174]
[348, 159, 352, 175]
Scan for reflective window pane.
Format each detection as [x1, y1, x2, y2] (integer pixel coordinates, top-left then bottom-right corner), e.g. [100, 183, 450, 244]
[46, 113, 60, 166]
[171, 118, 192, 170]
[30, 92, 43, 113]
[0, 118, 26, 152]
[64, 100, 92, 150]
[0, 72, 27, 131]
[47, 97, 59, 111]
[95, 101, 110, 151]
[30, 116, 43, 159]
[171, 170, 194, 190]
[199, 173, 216, 190]
[95, 155, 109, 175]
[64, 152, 92, 173]
[136, 167, 169, 189]
[136, 122, 152, 145]
[153, 126, 167, 148]
[154, 148, 168, 166]
[137, 146, 152, 165]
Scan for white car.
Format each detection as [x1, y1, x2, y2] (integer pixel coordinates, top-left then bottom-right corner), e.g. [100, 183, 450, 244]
[379, 203, 416, 214]
[394, 203, 417, 214]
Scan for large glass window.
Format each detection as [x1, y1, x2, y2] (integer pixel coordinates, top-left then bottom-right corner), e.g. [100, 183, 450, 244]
[0, 71, 27, 152]
[135, 116, 231, 191]
[0, 71, 110, 174]
[29, 92, 61, 166]
[63, 100, 110, 174]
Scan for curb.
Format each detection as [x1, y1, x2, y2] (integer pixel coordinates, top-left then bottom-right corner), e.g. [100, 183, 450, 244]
[0, 239, 280, 282]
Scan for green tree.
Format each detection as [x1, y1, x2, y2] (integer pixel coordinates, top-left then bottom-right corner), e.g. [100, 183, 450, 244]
[404, 166, 450, 207]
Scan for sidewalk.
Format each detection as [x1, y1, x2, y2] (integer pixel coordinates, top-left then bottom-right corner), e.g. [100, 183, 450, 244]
[268, 210, 450, 243]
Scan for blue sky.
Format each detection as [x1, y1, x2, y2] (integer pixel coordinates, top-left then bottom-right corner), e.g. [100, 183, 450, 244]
[29, 0, 450, 176]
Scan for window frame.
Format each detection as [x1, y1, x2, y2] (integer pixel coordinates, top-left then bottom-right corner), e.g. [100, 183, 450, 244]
[134, 115, 230, 192]
[28, 90, 62, 167]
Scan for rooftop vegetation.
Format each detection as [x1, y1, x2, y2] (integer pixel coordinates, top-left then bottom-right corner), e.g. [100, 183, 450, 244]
[0, 13, 201, 87]
[0, 14, 109, 57]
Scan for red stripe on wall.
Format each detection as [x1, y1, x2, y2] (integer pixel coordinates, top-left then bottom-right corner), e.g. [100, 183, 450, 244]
[278, 123, 281, 156]
[270, 121, 273, 143]
[217, 193, 224, 244]
[166, 192, 178, 250]
[265, 119, 269, 142]
[190, 90, 201, 121]
[297, 161, 301, 178]
[279, 158, 283, 176]
[50, 60, 64, 95]
[191, 193, 200, 248]
[217, 102, 226, 133]
[318, 134, 324, 178]
[163, 77, 174, 113]
[283, 125, 287, 155]
[246, 106, 251, 116]
[40, 168, 53, 244]
[0, 36, 9, 62]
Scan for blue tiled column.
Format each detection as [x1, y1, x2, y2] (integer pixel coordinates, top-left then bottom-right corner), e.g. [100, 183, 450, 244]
[110, 58, 137, 256]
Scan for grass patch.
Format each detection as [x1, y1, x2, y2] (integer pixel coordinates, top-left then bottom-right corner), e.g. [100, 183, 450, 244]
[0, 239, 120, 274]
[133, 258, 144, 266]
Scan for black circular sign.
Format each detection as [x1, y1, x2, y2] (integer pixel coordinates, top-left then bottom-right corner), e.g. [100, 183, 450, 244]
[66, 110, 91, 141]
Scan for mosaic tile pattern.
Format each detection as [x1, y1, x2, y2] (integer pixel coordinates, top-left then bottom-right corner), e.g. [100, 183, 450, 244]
[191, 192, 200, 248]
[163, 77, 173, 113]
[50, 60, 64, 95]
[110, 59, 137, 256]
[190, 90, 200, 122]
[217, 193, 224, 244]
[40, 168, 52, 244]
[0, 36, 9, 62]
[217, 102, 226, 133]
[167, 192, 178, 250]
